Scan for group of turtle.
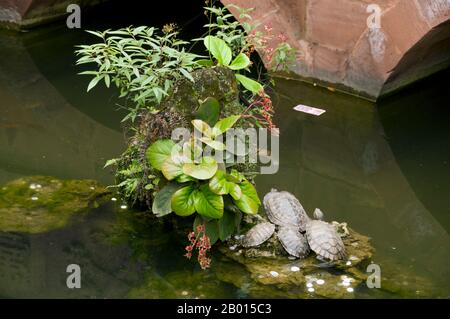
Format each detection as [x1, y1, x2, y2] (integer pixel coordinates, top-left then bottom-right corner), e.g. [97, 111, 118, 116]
[242, 189, 347, 261]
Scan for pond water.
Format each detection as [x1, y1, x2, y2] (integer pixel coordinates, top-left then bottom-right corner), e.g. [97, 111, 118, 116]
[0, 2, 449, 298]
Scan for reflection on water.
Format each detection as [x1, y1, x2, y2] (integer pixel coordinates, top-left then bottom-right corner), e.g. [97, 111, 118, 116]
[0, 9, 449, 298]
[257, 72, 450, 295]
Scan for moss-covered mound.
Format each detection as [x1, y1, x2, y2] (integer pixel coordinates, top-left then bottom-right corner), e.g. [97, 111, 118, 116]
[0, 176, 110, 234]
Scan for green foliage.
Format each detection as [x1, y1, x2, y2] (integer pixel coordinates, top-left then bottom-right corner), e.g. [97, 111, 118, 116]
[76, 2, 292, 256]
[235, 74, 263, 94]
[202, 35, 263, 94]
[195, 97, 220, 126]
[76, 26, 202, 122]
[204, 35, 232, 66]
[146, 139, 176, 171]
[152, 183, 180, 217]
[272, 41, 297, 72]
[229, 53, 251, 70]
[114, 159, 144, 201]
[202, 4, 255, 55]
[145, 113, 261, 227]
[183, 157, 218, 180]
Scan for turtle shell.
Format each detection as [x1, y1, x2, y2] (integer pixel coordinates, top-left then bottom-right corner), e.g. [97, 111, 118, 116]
[305, 220, 347, 261]
[277, 226, 310, 258]
[242, 222, 276, 247]
[263, 189, 309, 231]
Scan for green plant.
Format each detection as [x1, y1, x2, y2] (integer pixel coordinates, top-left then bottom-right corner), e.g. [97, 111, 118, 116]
[203, 35, 263, 94]
[147, 116, 260, 222]
[75, 2, 293, 269]
[146, 112, 261, 245]
[201, 3, 255, 55]
[202, 2, 297, 73]
[75, 25, 202, 122]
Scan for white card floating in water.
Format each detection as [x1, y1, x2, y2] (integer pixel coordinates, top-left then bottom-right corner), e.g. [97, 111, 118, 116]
[293, 104, 326, 116]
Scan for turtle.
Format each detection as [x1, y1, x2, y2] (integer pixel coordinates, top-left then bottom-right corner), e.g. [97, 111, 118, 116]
[242, 222, 276, 248]
[263, 188, 309, 232]
[276, 226, 310, 258]
[304, 208, 347, 261]
[243, 190, 347, 261]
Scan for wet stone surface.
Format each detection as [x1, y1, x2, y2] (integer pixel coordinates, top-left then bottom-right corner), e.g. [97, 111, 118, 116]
[0, 176, 111, 233]
[218, 226, 374, 298]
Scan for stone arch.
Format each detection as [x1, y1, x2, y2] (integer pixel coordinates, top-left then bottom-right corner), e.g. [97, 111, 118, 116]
[222, 0, 450, 100]
[381, 19, 450, 96]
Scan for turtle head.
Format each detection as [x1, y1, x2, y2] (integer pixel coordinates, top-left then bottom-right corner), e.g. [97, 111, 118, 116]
[313, 208, 324, 220]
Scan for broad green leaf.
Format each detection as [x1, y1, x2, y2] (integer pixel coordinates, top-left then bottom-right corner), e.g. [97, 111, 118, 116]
[230, 169, 245, 182]
[204, 35, 232, 66]
[235, 74, 264, 94]
[176, 174, 196, 183]
[229, 53, 250, 70]
[218, 210, 236, 241]
[229, 183, 242, 200]
[161, 156, 183, 180]
[171, 186, 197, 217]
[195, 59, 214, 67]
[146, 139, 176, 171]
[209, 171, 242, 200]
[209, 171, 228, 195]
[192, 119, 212, 137]
[194, 185, 224, 219]
[195, 97, 220, 126]
[152, 183, 179, 217]
[213, 115, 240, 134]
[194, 216, 219, 245]
[200, 137, 226, 151]
[183, 157, 218, 180]
[233, 180, 261, 214]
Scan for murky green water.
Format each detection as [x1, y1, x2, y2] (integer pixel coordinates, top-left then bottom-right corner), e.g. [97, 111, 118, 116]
[1, 2, 449, 298]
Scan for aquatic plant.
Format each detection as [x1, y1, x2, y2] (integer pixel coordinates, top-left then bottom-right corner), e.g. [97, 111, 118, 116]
[76, 1, 293, 269]
[146, 112, 260, 231]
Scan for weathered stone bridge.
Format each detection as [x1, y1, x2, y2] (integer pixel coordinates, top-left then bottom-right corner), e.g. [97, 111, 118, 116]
[223, 0, 450, 100]
[1, 0, 450, 99]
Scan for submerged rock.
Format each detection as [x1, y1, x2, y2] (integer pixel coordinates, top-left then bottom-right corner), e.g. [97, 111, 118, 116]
[218, 227, 374, 298]
[0, 176, 110, 233]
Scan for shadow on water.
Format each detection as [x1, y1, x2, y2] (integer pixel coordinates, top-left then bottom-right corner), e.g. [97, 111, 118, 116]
[0, 0, 449, 298]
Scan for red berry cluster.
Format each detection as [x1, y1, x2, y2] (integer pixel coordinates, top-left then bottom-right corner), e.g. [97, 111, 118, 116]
[242, 91, 277, 132]
[185, 224, 212, 270]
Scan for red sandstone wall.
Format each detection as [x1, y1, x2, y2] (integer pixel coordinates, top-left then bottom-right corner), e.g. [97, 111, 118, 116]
[222, 0, 450, 99]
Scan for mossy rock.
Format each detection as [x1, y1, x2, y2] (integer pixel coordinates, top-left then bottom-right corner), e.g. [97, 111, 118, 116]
[0, 176, 110, 234]
[217, 227, 374, 298]
[161, 66, 243, 118]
